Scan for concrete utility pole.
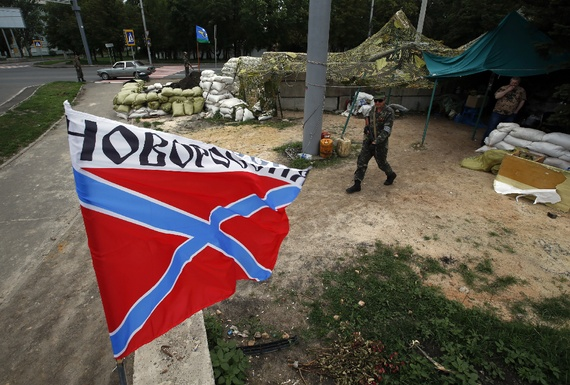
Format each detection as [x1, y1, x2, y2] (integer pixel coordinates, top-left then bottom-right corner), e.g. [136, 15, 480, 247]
[69, 0, 92, 64]
[139, 0, 152, 65]
[416, 0, 428, 42]
[302, 0, 332, 156]
[368, 0, 374, 38]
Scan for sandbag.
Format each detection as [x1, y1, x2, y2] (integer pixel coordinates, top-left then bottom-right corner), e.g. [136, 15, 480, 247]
[129, 108, 149, 119]
[205, 104, 219, 115]
[494, 141, 515, 151]
[114, 104, 130, 113]
[147, 101, 160, 110]
[543, 132, 570, 150]
[200, 81, 212, 91]
[213, 75, 234, 84]
[172, 88, 183, 96]
[201, 70, 215, 78]
[191, 86, 203, 97]
[182, 89, 194, 97]
[220, 107, 233, 116]
[496, 122, 518, 131]
[220, 98, 246, 109]
[460, 149, 510, 172]
[193, 97, 205, 113]
[160, 102, 172, 113]
[161, 87, 174, 97]
[503, 135, 533, 148]
[123, 93, 137, 106]
[169, 96, 187, 103]
[509, 126, 545, 142]
[207, 93, 230, 104]
[135, 93, 147, 105]
[528, 141, 568, 158]
[235, 107, 244, 122]
[243, 108, 255, 121]
[172, 101, 185, 117]
[146, 91, 159, 102]
[543, 157, 570, 170]
[486, 129, 509, 146]
[211, 81, 226, 92]
[183, 100, 194, 115]
[115, 90, 134, 105]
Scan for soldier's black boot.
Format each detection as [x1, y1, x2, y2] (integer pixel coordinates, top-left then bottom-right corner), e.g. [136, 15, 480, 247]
[346, 180, 361, 194]
[384, 172, 397, 185]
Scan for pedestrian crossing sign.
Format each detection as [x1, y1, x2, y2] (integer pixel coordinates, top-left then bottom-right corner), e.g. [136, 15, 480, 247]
[33, 40, 42, 48]
[123, 29, 136, 46]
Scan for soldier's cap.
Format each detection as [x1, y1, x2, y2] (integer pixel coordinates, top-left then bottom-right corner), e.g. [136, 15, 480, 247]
[373, 93, 386, 102]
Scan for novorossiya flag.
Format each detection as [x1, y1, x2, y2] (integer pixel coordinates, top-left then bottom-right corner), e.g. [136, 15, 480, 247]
[196, 25, 209, 43]
[64, 101, 309, 359]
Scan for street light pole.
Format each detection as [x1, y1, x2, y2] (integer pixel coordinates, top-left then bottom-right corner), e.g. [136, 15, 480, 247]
[139, 0, 152, 65]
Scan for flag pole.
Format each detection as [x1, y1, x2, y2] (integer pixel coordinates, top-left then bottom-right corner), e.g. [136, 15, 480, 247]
[196, 41, 200, 71]
[116, 359, 128, 385]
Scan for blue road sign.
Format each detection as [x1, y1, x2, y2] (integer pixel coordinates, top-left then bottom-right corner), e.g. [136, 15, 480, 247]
[124, 29, 136, 46]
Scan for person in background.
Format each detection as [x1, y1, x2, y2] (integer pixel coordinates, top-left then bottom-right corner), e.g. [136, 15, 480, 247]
[73, 54, 85, 82]
[481, 76, 526, 145]
[183, 51, 193, 77]
[346, 94, 397, 193]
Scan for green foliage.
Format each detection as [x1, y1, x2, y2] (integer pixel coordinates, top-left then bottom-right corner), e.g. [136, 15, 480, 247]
[210, 339, 250, 385]
[530, 295, 570, 324]
[306, 241, 570, 384]
[204, 313, 225, 350]
[0, 82, 82, 165]
[419, 257, 448, 277]
[475, 258, 494, 274]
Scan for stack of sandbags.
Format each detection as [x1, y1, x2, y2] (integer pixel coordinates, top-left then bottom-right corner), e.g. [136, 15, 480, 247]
[113, 80, 146, 116]
[482, 123, 570, 170]
[159, 85, 204, 117]
[112, 80, 204, 119]
[201, 70, 255, 122]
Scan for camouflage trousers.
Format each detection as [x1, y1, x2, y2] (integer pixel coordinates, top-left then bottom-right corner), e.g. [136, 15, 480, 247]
[353, 139, 393, 182]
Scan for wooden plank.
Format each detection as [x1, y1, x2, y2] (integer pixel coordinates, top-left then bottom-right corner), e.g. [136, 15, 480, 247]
[496, 154, 570, 212]
[498, 155, 565, 189]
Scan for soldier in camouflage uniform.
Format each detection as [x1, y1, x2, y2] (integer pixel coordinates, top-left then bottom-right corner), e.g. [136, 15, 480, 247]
[346, 95, 397, 193]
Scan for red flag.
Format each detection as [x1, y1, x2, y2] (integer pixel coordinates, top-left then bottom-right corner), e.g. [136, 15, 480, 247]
[65, 102, 309, 358]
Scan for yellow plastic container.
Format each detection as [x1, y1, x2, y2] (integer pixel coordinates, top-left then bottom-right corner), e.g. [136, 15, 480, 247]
[319, 138, 333, 158]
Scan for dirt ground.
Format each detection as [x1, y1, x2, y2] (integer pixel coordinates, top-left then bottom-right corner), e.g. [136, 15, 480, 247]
[158, 110, 569, 384]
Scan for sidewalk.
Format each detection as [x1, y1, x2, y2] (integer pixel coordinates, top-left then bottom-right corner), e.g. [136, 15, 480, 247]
[0, 82, 214, 385]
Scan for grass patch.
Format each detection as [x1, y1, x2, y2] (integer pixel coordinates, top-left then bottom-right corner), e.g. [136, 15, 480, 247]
[305, 242, 569, 384]
[419, 257, 448, 277]
[0, 81, 82, 165]
[530, 295, 570, 324]
[475, 258, 494, 275]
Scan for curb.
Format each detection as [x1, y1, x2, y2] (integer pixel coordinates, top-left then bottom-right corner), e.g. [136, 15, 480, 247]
[134, 311, 215, 385]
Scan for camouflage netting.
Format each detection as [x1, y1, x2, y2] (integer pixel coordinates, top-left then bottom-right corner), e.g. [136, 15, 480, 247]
[222, 10, 465, 111]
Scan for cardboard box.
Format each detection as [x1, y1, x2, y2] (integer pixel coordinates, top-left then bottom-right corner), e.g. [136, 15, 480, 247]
[465, 95, 484, 108]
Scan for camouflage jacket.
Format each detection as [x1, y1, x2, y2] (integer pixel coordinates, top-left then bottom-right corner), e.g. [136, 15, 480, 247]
[364, 105, 395, 143]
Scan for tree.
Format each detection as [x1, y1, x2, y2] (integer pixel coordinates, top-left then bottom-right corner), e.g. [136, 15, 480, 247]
[43, 3, 82, 54]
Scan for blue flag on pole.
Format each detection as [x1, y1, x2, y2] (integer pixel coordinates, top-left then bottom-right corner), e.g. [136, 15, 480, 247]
[196, 26, 209, 43]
